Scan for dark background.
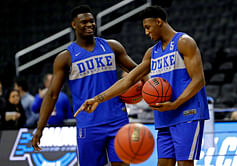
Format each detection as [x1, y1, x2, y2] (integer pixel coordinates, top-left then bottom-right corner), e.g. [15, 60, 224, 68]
[1, 0, 237, 110]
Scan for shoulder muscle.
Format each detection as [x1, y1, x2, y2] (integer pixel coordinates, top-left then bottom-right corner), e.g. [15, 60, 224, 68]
[177, 34, 199, 57]
[54, 50, 71, 73]
[106, 39, 126, 55]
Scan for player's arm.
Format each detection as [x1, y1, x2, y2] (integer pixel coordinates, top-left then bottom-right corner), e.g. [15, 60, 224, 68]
[74, 47, 152, 116]
[32, 51, 70, 151]
[152, 35, 205, 111]
[175, 35, 205, 105]
[107, 39, 149, 83]
[107, 39, 137, 72]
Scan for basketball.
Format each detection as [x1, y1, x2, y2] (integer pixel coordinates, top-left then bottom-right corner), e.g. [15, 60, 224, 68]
[120, 81, 143, 104]
[114, 123, 155, 164]
[142, 77, 172, 106]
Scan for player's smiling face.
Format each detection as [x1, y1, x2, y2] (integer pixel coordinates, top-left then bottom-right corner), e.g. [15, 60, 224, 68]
[72, 13, 96, 37]
[143, 18, 161, 41]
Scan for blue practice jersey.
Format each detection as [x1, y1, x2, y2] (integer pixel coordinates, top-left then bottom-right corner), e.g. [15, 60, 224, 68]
[150, 32, 209, 128]
[67, 37, 128, 128]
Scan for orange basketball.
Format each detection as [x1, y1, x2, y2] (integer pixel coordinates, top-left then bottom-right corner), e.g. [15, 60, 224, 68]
[142, 77, 172, 106]
[114, 123, 154, 164]
[120, 81, 143, 104]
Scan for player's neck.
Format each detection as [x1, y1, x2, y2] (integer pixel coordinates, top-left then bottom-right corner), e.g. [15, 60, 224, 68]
[76, 36, 96, 51]
[160, 25, 176, 46]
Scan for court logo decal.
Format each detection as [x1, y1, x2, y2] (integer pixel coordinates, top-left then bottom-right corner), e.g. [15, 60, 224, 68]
[9, 127, 77, 166]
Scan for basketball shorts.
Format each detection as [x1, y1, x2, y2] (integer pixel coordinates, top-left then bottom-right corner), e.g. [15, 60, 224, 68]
[76, 118, 129, 166]
[157, 120, 204, 161]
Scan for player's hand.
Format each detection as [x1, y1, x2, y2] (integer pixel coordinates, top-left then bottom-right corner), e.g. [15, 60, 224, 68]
[32, 129, 43, 151]
[149, 101, 177, 112]
[74, 98, 99, 117]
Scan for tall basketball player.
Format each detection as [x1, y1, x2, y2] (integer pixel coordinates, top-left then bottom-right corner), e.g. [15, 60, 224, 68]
[75, 5, 210, 166]
[32, 5, 141, 166]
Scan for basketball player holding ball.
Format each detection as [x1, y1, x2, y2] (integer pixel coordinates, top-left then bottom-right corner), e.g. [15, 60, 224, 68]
[32, 5, 146, 166]
[75, 6, 210, 166]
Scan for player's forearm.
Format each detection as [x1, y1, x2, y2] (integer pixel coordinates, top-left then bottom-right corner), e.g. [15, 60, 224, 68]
[141, 75, 150, 83]
[94, 78, 133, 103]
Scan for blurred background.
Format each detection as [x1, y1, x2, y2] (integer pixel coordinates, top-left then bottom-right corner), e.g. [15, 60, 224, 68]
[1, 0, 237, 120]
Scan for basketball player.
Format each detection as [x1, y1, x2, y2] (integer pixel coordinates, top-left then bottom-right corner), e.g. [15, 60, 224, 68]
[32, 5, 141, 166]
[75, 6, 210, 166]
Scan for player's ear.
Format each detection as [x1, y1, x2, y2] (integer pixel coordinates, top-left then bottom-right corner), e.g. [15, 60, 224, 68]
[71, 21, 76, 29]
[156, 18, 163, 26]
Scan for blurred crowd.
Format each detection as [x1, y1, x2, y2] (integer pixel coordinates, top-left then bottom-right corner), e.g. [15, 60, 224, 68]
[1, 71, 236, 130]
[0, 73, 73, 130]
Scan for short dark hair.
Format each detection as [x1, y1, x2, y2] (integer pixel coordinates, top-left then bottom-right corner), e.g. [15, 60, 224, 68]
[140, 5, 168, 21]
[15, 78, 28, 91]
[71, 5, 93, 21]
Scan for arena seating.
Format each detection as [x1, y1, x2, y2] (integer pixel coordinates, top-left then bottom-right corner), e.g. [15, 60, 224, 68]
[1, 0, 237, 117]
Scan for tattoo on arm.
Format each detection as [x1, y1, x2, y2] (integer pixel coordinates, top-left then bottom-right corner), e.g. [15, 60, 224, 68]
[95, 94, 106, 102]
